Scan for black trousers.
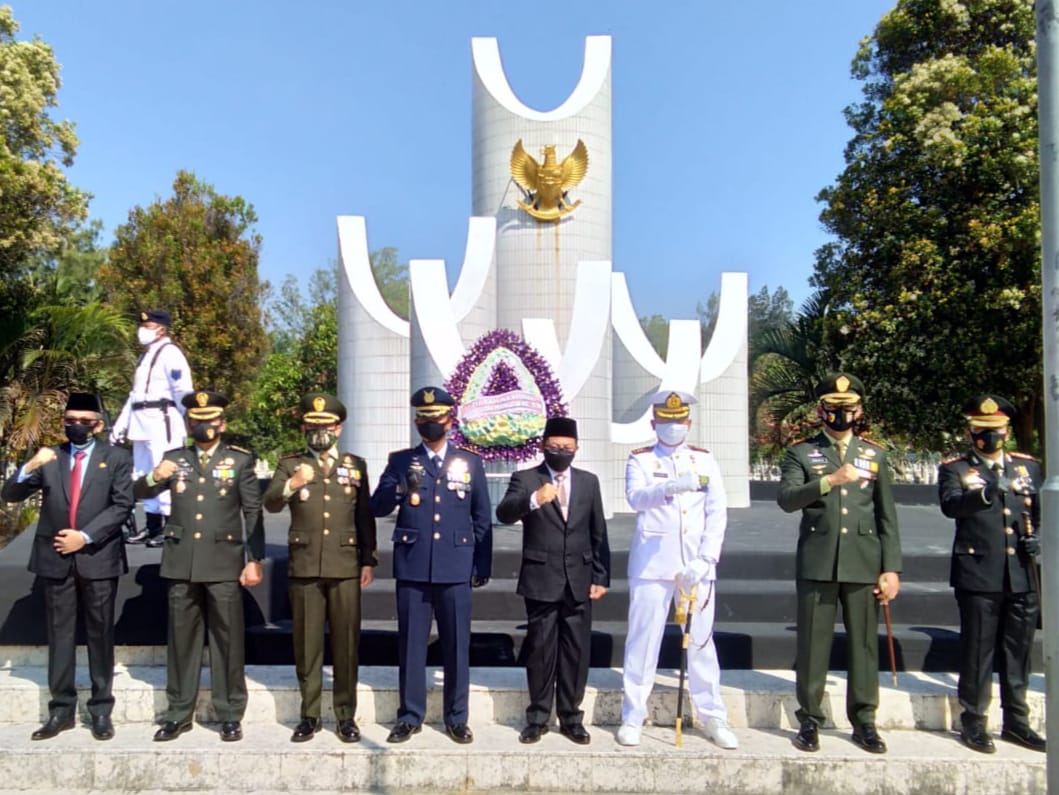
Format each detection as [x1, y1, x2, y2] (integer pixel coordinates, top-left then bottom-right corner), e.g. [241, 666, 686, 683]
[42, 574, 118, 718]
[955, 588, 1038, 727]
[523, 585, 592, 727]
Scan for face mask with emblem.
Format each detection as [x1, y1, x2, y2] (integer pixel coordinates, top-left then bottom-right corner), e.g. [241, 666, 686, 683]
[822, 404, 856, 432]
[971, 429, 1005, 454]
[190, 422, 219, 443]
[306, 429, 336, 452]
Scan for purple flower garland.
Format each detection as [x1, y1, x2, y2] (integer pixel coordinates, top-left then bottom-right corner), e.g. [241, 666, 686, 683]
[446, 329, 567, 462]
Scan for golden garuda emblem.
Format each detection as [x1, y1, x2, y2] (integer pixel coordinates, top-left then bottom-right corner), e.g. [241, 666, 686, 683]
[510, 139, 589, 221]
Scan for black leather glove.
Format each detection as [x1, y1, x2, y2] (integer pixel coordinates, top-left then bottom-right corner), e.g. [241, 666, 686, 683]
[1020, 534, 1041, 558]
[471, 576, 489, 588]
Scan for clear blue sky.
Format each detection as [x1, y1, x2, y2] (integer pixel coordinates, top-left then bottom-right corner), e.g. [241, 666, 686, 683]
[13, 0, 895, 320]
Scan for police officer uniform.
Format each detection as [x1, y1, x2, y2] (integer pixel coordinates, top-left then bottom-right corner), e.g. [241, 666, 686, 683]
[617, 391, 735, 749]
[263, 393, 377, 743]
[133, 391, 265, 742]
[369, 387, 492, 744]
[938, 394, 1045, 753]
[777, 374, 901, 754]
[112, 309, 194, 545]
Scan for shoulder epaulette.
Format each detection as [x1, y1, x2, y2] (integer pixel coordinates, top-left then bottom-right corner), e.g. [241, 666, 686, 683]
[787, 437, 810, 447]
[631, 446, 653, 455]
[228, 445, 252, 455]
[455, 445, 482, 459]
[688, 445, 711, 454]
[280, 452, 302, 460]
[858, 436, 888, 450]
[941, 453, 967, 465]
[1011, 451, 1038, 461]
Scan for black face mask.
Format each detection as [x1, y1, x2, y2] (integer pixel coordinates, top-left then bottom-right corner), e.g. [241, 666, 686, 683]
[190, 423, 219, 444]
[822, 408, 856, 432]
[972, 429, 1005, 454]
[417, 421, 447, 443]
[64, 422, 96, 446]
[543, 450, 575, 472]
[306, 429, 336, 452]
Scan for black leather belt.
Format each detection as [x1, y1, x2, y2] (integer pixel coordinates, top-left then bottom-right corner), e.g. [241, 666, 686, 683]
[132, 399, 174, 410]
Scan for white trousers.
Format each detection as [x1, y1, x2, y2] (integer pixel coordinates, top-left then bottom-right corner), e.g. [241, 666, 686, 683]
[621, 577, 726, 726]
[132, 438, 171, 516]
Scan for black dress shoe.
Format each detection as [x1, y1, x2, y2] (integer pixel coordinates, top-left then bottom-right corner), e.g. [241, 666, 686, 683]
[386, 721, 421, 743]
[559, 723, 591, 745]
[851, 723, 887, 754]
[31, 715, 75, 741]
[125, 529, 150, 544]
[220, 720, 242, 742]
[792, 720, 819, 752]
[336, 719, 361, 743]
[519, 724, 549, 744]
[153, 719, 192, 742]
[91, 714, 114, 741]
[291, 717, 321, 743]
[145, 535, 165, 548]
[445, 723, 474, 744]
[960, 721, 996, 753]
[1001, 724, 1046, 752]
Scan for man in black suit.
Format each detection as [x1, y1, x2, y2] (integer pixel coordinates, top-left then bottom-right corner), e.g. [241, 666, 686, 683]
[938, 394, 1045, 753]
[496, 417, 610, 745]
[1, 393, 133, 741]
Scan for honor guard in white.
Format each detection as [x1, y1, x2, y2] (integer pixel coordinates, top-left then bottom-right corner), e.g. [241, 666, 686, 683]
[111, 310, 194, 546]
[616, 390, 737, 750]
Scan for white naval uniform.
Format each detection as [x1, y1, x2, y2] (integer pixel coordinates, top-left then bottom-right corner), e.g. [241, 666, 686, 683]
[621, 440, 728, 727]
[111, 338, 193, 515]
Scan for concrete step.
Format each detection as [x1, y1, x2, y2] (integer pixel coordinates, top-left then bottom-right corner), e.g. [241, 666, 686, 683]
[241, 618, 1039, 672]
[0, 719, 1043, 794]
[344, 578, 960, 625]
[0, 663, 1044, 735]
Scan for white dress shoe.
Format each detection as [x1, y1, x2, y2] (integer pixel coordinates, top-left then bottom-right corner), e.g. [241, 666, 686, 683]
[616, 723, 642, 746]
[703, 717, 738, 749]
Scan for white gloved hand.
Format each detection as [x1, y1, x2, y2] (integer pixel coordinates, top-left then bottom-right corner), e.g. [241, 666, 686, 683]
[663, 472, 700, 496]
[109, 427, 125, 445]
[679, 558, 711, 588]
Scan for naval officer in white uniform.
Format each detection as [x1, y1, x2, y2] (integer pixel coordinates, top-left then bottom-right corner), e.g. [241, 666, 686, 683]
[616, 390, 737, 749]
[111, 309, 194, 547]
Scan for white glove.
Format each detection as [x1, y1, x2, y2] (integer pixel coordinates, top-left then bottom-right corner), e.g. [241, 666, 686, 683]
[663, 472, 700, 496]
[678, 559, 714, 588]
[109, 427, 125, 445]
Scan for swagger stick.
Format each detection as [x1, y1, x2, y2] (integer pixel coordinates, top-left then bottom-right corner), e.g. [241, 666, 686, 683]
[1022, 511, 1044, 604]
[674, 585, 697, 748]
[882, 602, 898, 686]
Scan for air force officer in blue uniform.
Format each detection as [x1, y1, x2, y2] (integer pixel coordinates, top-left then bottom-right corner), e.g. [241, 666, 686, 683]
[370, 387, 492, 744]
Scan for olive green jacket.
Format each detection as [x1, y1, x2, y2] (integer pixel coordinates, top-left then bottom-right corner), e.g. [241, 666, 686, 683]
[134, 443, 265, 582]
[263, 450, 378, 578]
[777, 432, 902, 583]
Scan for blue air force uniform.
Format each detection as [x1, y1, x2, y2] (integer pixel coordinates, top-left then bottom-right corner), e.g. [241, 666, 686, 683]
[370, 387, 492, 738]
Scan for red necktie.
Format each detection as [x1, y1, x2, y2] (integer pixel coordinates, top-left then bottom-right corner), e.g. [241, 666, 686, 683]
[69, 451, 86, 529]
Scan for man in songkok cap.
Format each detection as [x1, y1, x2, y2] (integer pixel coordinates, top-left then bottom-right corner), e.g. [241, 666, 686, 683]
[616, 390, 737, 749]
[939, 394, 1045, 753]
[370, 386, 492, 744]
[2, 393, 133, 741]
[778, 373, 901, 754]
[496, 416, 610, 745]
[264, 393, 377, 744]
[111, 309, 194, 547]
[134, 390, 264, 743]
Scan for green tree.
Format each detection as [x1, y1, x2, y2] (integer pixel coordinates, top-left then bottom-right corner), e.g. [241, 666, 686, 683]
[637, 314, 670, 357]
[371, 246, 409, 319]
[0, 5, 88, 295]
[100, 171, 269, 410]
[813, 0, 1038, 449]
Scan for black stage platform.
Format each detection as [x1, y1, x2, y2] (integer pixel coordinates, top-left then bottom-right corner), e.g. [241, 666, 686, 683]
[0, 482, 1025, 671]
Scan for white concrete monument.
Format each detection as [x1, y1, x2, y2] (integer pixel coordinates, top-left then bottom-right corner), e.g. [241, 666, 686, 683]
[337, 36, 749, 513]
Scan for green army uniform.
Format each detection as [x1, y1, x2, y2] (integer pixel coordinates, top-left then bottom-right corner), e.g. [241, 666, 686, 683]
[262, 393, 377, 737]
[777, 374, 901, 741]
[133, 391, 265, 732]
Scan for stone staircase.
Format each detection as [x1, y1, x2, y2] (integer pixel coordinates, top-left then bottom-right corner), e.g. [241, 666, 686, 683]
[0, 655, 1045, 794]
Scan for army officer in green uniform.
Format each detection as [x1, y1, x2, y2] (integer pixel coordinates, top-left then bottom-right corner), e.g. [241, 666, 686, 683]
[777, 373, 901, 755]
[264, 393, 377, 743]
[134, 390, 265, 743]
